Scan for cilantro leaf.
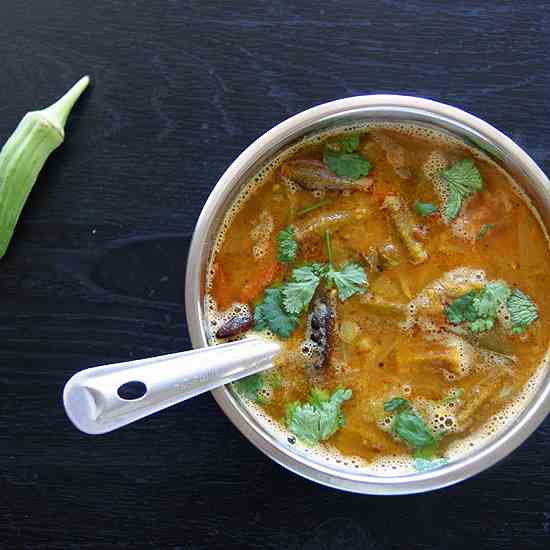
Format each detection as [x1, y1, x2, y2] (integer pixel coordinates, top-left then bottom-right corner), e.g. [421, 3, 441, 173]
[253, 300, 268, 331]
[474, 281, 510, 318]
[286, 387, 352, 445]
[254, 287, 299, 338]
[338, 134, 360, 153]
[445, 282, 510, 333]
[415, 201, 438, 216]
[383, 397, 444, 460]
[383, 397, 408, 412]
[468, 318, 495, 333]
[323, 148, 372, 180]
[233, 373, 265, 402]
[507, 289, 538, 333]
[310, 386, 331, 404]
[441, 159, 484, 220]
[282, 265, 323, 315]
[445, 290, 478, 325]
[393, 408, 436, 448]
[325, 262, 368, 301]
[277, 225, 298, 263]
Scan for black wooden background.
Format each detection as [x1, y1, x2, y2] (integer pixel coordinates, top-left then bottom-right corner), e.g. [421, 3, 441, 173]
[0, 1, 549, 549]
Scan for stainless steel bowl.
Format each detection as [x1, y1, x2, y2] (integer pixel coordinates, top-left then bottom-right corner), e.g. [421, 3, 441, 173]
[185, 95, 550, 494]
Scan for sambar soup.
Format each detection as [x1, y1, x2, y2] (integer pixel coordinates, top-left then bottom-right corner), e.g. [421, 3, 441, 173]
[206, 122, 549, 473]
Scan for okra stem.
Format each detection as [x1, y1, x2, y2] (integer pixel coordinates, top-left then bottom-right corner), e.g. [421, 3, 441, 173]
[43, 75, 90, 130]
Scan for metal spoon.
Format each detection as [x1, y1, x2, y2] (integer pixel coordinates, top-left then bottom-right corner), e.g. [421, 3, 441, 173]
[63, 337, 280, 435]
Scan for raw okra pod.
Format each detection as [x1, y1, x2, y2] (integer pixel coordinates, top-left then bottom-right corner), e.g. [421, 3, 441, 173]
[0, 75, 90, 258]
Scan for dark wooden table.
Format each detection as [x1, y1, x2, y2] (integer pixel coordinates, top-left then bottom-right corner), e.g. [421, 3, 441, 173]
[1, 1, 549, 548]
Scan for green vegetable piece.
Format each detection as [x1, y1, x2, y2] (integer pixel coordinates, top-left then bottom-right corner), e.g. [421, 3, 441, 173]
[477, 223, 495, 240]
[393, 408, 436, 448]
[441, 158, 484, 221]
[415, 201, 438, 216]
[383, 195, 428, 265]
[297, 198, 333, 216]
[233, 373, 265, 403]
[0, 76, 90, 258]
[384, 397, 408, 412]
[286, 387, 352, 445]
[277, 225, 298, 263]
[282, 264, 323, 315]
[323, 147, 372, 180]
[507, 289, 538, 333]
[254, 287, 299, 338]
[414, 457, 448, 472]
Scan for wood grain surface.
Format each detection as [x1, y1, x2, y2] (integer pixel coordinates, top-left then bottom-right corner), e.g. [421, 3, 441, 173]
[0, 1, 549, 548]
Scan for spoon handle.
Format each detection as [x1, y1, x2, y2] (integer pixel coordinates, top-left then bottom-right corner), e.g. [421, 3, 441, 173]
[63, 337, 280, 435]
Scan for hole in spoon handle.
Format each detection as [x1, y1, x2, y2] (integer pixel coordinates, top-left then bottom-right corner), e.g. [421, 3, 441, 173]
[117, 381, 147, 400]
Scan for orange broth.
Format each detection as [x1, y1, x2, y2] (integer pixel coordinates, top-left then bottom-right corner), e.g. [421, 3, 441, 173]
[207, 123, 550, 465]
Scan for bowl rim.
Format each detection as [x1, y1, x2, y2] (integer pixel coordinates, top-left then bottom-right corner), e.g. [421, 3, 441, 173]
[185, 94, 550, 494]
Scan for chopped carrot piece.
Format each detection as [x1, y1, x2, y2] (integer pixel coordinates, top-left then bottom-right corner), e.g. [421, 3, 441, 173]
[212, 263, 233, 310]
[239, 254, 281, 303]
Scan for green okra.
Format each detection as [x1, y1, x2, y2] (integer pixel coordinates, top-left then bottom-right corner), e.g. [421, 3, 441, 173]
[0, 75, 90, 258]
